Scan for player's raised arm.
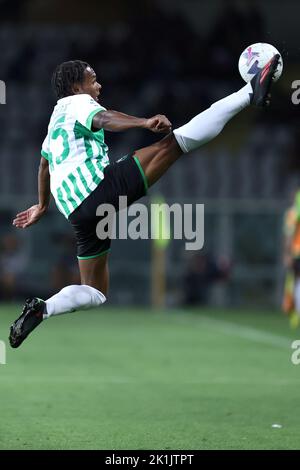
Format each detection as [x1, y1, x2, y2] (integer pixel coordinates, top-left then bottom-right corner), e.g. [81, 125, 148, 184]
[92, 110, 172, 134]
[13, 157, 50, 229]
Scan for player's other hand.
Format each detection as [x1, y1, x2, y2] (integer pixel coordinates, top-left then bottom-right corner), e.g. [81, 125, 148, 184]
[13, 204, 46, 229]
[145, 115, 172, 134]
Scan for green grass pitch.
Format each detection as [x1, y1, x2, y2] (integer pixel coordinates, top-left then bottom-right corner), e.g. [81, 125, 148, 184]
[0, 304, 300, 450]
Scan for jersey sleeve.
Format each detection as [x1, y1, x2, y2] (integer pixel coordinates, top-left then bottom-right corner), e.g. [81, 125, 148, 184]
[41, 134, 49, 160]
[72, 95, 106, 130]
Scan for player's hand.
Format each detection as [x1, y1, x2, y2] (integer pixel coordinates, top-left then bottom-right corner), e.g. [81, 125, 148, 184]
[145, 115, 172, 134]
[13, 205, 46, 229]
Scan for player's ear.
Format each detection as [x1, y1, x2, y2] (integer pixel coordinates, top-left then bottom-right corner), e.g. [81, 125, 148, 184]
[72, 82, 82, 95]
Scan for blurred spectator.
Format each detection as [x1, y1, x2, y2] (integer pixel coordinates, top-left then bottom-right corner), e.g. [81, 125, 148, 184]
[0, 233, 28, 300]
[282, 190, 300, 328]
[183, 253, 231, 306]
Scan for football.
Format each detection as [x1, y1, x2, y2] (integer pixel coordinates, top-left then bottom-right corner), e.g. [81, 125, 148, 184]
[238, 43, 283, 83]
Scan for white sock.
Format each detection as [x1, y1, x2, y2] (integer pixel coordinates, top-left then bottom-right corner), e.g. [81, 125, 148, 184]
[294, 279, 300, 316]
[173, 83, 252, 153]
[44, 284, 106, 319]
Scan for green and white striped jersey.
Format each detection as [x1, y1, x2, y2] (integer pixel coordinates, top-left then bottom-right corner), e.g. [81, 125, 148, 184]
[41, 94, 109, 218]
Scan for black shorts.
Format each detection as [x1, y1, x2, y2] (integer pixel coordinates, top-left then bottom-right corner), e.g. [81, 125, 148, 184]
[68, 154, 148, 259]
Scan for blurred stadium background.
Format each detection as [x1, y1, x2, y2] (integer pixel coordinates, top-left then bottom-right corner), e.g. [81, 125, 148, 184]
[1, 0, 300, 451]
[0, 0, 299, 308]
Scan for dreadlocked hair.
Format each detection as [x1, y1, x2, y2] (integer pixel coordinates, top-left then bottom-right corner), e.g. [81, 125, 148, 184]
[51, 60, 90, 100]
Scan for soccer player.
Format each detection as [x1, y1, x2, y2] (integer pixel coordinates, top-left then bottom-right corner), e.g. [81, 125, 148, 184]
[282, 190, 300, 328]
[9, 56, 280, 348]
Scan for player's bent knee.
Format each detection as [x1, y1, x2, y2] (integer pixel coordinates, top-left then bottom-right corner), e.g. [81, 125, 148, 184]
[60, 284, 106, 309]
[81, 284, 107, 307]
[158, 132, 181, 151]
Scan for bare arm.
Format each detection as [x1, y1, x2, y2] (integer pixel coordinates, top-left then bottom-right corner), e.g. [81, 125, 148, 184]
[13, 157, 50, 228]
[38, 157, 51, 211]
[92, 110, 172, 134]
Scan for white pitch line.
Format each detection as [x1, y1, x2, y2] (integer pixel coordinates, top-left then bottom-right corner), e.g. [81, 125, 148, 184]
[171, 312, 293, 350]
[1, 376, 300, 385]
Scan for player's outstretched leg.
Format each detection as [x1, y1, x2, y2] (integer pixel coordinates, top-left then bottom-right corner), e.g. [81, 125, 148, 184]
[135, 54, 280, 186]
[173, 54, 280, 154]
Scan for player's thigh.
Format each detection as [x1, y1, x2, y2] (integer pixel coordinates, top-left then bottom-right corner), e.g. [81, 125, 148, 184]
[78, 254, 109, 296]
[134, 132, 182, 187]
